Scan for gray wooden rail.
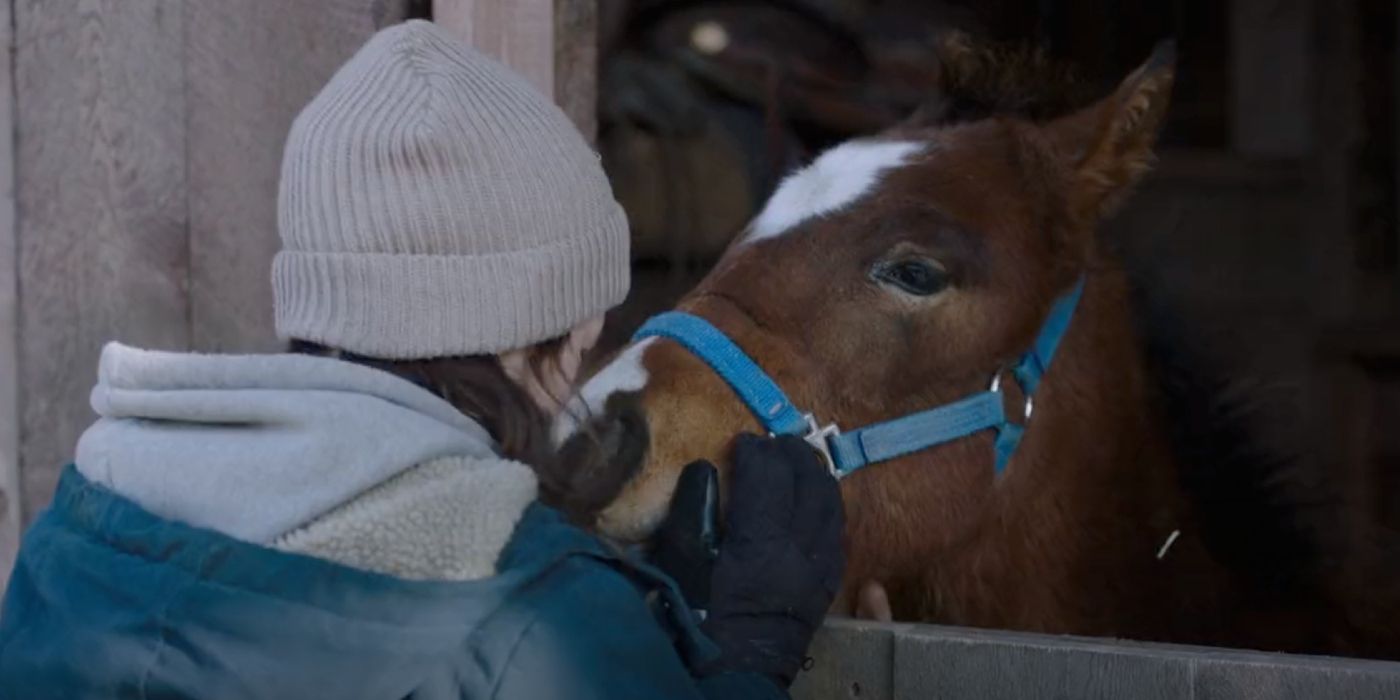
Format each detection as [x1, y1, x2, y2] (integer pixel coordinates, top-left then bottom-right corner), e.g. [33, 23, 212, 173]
[791, 619, 1400, 700]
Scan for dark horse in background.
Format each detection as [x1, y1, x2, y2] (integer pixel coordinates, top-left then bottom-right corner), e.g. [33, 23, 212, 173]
[559, 39, 1400, 659]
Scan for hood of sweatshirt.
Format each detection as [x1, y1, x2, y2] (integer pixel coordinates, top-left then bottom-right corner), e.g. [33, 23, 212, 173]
[75, 342, 503, 544]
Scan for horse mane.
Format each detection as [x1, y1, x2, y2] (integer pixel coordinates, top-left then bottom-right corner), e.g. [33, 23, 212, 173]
[917, 32, 1097, 125]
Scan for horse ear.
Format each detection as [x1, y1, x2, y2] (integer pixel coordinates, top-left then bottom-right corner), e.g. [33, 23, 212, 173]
[1046, 40, 1176, 219]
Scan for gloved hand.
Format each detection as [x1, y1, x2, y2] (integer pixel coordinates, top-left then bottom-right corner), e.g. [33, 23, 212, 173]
[698, 433, 845, 686]
[650, 460, 723, 611]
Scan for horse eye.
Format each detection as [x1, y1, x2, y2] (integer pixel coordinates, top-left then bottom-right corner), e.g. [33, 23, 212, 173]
[871, 260, 947, 296]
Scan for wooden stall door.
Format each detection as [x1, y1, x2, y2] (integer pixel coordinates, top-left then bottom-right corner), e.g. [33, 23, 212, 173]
[0, 0, 426, 591]
[0, 0, 597, 592]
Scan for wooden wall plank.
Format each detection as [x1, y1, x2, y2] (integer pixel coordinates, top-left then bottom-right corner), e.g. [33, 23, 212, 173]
[0, 0, 20, 580]
[434, 0, 556, 98]
[1313, 0, 1363, 319]
[554, 0, 598, 141]
[796, 620, 1400, 700]
[15, 0, 190, 522]
[1230, 0, 1314, 158]
[187, 1, 419, 353]
[4, 0, 584, 556]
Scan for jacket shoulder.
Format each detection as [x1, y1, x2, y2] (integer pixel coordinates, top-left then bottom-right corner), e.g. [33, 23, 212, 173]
[0, 466, 513, 698]
[484, 548, 705, 699]
[274, 455, 537, 580]
[480, 506, 787, 700]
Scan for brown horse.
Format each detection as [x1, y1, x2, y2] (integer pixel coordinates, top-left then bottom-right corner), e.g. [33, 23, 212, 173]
[559, 43, 1400, 658]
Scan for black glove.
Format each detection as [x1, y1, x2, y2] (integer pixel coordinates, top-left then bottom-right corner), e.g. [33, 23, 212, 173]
[650, 460, 723, 611]
[698, 433, 846, 686]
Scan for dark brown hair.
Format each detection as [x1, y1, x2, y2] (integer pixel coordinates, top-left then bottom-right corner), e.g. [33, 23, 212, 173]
[289, 338, 635, 526]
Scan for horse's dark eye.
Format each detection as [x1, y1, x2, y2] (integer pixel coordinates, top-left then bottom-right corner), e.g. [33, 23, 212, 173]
[871, 260, 947, 296]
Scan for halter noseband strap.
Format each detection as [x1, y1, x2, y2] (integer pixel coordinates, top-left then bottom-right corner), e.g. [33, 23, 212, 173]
[633, 278, 1085, 478]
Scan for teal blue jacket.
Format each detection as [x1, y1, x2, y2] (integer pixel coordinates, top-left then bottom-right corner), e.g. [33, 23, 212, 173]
[0, 466, 783, 699]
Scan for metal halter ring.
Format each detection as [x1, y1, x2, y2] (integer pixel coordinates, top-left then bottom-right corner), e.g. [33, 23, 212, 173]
[989, 371, 1035, 423]
[768, 413, 841, 476]
[801, 413, 841, 477]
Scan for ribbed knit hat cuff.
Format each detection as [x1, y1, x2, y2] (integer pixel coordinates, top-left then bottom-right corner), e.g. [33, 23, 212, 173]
[273, 213, 630, 359]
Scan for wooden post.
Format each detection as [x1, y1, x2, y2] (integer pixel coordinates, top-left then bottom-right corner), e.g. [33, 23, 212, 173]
[434, 0, 555, 95]
[434, 0, 597, 139]
[1230, 0, 1313, 158]
[1311, 0, 1362, 320]
[14, 0, 192, 523]
[553, 0, 598, 142]
[187, 1, 420, 353]
[0, 0, 590, 590]
[0, 1, 425, 593]
[0, 0, 19, 583]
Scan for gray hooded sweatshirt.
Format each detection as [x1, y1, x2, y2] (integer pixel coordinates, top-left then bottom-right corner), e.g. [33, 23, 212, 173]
[74, 342, 539, 580]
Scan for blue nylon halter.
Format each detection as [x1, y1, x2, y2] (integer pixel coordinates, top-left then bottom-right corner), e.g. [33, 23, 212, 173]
[632, 278, 1086, 478]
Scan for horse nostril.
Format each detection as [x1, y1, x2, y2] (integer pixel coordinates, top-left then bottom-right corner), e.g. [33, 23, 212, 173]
[550, 392, 650, 524]
[609, 394, 650, 479]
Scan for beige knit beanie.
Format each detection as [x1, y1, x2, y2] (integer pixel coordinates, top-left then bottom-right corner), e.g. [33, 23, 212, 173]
[273, 20, 629, 359]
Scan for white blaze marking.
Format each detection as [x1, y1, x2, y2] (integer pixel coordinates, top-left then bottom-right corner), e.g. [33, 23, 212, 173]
[748, 140, 924, 241]
[552, 338, 656, 445]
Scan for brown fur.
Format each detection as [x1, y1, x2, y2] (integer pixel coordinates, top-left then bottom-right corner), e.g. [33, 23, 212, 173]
[569, 43, 1400, 657]
[916, 32, 1096, 126]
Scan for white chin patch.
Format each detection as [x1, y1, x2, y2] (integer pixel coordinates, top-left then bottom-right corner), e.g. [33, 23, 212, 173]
[747, 140, 925, 241]
[552, 338, 657, 445]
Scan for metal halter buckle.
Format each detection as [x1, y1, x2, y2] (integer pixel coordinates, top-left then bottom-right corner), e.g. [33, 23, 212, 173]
[989, 371, 1035, 423]
[801, 413, 841, 477]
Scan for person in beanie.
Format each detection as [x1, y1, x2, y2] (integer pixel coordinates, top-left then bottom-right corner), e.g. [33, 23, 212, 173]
[0, 20, 843, 700]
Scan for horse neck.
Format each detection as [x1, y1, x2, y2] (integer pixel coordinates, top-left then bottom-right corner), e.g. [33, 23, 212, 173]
[905, 270, 1228, 636]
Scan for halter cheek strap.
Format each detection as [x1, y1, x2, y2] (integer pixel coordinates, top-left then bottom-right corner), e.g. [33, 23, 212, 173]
[633, 278, 1085, 478]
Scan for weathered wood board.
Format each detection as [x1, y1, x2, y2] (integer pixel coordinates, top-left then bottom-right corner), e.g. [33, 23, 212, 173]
[794, 619, 1400, 700]
[553, 0, 597, 142]
[434, 0, 555, 98]
[1, 0, 424, 575]
[15, 0, 191, 522]
[0, 0, 19, 581]
[0, 0, 593, 592]
[187, 0, 418, 353]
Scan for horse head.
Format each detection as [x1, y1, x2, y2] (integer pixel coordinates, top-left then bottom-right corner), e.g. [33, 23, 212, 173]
[559, 43, 1178, 626]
